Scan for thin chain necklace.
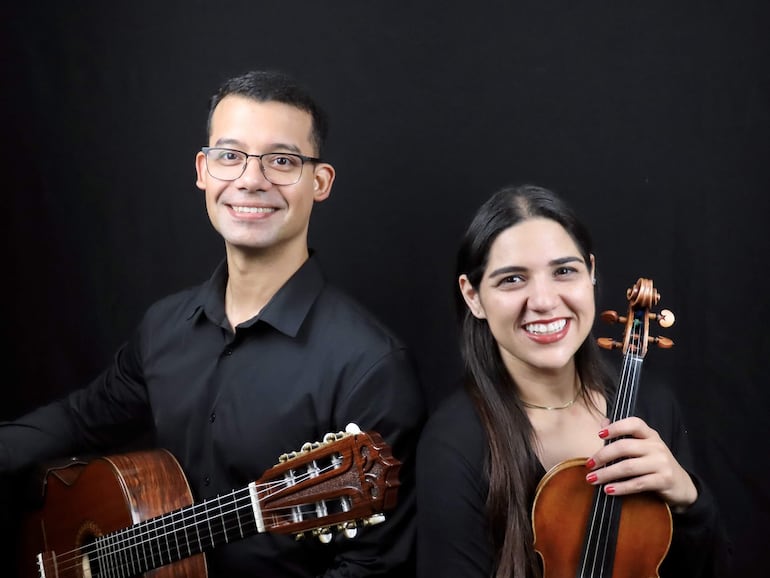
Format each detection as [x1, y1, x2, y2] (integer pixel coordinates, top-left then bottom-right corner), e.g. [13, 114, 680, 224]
[520, 380, 581, 410]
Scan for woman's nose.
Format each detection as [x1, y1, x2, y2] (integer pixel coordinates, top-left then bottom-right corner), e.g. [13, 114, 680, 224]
[526, 277, 560, 311]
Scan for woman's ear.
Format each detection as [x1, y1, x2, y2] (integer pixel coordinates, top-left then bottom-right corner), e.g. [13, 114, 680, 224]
[459, 275, 486, 319]
[590, 254, 596, 285]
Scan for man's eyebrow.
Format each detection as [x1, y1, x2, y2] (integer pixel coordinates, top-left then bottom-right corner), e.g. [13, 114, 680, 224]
[211, 138, 302, 154]
[487, 256, 584, 278]
[212, 137, 245, 148]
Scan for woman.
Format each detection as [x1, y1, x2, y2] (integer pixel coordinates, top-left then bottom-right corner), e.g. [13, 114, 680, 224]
[416, 184, 730, 577]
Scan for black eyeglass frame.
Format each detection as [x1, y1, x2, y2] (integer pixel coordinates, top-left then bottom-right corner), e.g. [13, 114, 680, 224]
[201, 146, 323, 184]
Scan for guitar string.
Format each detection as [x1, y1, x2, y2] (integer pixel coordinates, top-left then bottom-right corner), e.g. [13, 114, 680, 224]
[51, 463, 341, 576]
[579, 318, 641, 577]
[48, 459, 351, 576]
[52, 471, 338, 577]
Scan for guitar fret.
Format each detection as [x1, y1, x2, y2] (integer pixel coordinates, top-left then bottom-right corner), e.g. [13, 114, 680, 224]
[233, 488, 245, 538]
[113, 526, 129, 577]
[127, 523, 139, 576]
[168, 505, 185, 561]
[149, 515, 163, 568]
[191, 502, 204, 554]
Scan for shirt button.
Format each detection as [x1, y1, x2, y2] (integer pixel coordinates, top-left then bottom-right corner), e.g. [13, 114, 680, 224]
[209, 412, 216, 423]
[223, 348, 233, 356]
[204, 475, 211, 486]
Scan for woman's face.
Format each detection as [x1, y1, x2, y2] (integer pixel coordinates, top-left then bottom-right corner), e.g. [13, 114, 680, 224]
[459, 217, 595, 378]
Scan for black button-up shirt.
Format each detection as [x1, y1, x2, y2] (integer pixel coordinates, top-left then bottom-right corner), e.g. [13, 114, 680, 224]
[1, 254, 426, 577]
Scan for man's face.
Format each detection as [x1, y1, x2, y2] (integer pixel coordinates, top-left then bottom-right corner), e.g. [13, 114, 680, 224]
[195, 95, 334, 257]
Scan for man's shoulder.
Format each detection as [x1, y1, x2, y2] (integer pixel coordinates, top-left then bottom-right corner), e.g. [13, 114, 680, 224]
[313, 282, 406, 347]
[140, 282, 207, 327]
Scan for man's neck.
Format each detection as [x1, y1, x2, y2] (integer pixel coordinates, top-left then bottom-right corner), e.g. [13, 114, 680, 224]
[224, 243, 309, 330]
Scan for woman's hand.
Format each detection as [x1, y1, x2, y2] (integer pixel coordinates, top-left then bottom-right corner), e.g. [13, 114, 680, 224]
[584, 416, 698, 510]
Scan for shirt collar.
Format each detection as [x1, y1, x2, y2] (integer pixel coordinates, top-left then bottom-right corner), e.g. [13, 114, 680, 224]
[191, 253, 325, 337]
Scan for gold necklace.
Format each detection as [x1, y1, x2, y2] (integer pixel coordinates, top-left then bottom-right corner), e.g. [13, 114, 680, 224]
[520, 390, 580, 410]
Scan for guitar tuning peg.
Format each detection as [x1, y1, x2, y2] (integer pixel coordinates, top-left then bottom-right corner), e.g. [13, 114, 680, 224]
[316, 527, 333, 544]
[363, 513, 386, 527]
[279, 449, 305, 462]
[345, 423, 362, 434]
[300, 441, 322, 452]
[340, 521, 358, 538]
[323, 431, 345, 443]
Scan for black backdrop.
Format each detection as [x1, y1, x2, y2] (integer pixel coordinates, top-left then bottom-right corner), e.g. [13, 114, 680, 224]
[2, 2, 768, 576]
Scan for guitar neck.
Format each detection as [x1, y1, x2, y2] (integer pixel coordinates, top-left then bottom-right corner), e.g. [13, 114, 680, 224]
[88, 484, 260, 574]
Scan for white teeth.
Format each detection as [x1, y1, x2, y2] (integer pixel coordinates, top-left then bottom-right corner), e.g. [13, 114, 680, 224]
[524, 319, 567, 335]
[233, 206, 275, 213]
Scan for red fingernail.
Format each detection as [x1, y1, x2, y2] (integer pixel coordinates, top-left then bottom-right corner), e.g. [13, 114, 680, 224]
[605, 485, 615, 494]
[585, 458, 596, 469]
[586, 473, 598, 483]
[598, 429, 609, 439]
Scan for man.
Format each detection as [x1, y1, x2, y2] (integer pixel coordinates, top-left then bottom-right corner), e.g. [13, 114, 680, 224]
[0, 70, 425, 577]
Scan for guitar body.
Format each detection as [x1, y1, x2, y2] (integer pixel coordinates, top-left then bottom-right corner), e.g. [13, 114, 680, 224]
[19, 449, 207, 578]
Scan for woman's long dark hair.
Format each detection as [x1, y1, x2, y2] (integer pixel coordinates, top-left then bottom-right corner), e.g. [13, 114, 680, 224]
[456, 184, 614, 578]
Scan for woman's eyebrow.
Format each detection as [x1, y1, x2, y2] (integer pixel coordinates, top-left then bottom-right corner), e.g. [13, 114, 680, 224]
[488, 256, 584, 278]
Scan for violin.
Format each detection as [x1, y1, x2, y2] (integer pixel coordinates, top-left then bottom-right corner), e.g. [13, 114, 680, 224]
[531, 278, 676, 578]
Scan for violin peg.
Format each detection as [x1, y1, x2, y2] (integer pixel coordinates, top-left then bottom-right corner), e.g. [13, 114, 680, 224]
[654, 336, 674, 349]
[600, 310, 617, 323]
[597, 337, 622, 350]
[657, 309, 675, 328]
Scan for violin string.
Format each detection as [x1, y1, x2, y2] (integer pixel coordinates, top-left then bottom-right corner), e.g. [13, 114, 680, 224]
[581, 317, 643, 576]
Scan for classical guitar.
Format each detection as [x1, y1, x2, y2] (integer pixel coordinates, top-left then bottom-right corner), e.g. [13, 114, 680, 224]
[19, 424, 400, 578]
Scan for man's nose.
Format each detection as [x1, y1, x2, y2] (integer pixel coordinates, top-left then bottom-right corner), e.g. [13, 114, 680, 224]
[237, 156, 271, 188]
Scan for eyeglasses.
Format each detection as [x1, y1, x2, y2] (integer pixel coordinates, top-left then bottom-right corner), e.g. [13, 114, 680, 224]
[201, 146, 322, 186]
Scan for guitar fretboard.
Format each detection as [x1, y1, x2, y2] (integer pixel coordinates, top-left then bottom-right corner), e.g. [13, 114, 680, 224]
[87, 485, 259, 576]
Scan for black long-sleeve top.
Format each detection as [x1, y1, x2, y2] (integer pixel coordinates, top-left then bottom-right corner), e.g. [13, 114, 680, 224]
[1, 254, 426, 577]
[416, 380, 731, 577]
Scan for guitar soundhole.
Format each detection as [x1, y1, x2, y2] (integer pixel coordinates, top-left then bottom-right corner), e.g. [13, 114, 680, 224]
[75, 524, 102, 578]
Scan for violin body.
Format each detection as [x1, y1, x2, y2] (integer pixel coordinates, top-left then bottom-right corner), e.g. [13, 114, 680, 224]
[532, 458, 672, 578]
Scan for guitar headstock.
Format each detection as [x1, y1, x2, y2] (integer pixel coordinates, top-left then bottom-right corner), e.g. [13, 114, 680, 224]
[254, 423, 401, 542]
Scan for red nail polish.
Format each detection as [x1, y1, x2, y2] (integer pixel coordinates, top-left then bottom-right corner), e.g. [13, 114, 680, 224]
[605, 485, 615, 494]
[598, 429, 609, 439]
[585, 458, 596, 469]
[586, 473, 598, 483]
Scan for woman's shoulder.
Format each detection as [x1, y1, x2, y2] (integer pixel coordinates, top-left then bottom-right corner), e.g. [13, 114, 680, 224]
[419, 386, 486, 458]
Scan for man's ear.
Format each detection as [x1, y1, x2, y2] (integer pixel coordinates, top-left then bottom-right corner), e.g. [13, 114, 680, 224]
[459, 275, 486, 319]
[312, 163, 335, 201]
[195, 151, 207, 191]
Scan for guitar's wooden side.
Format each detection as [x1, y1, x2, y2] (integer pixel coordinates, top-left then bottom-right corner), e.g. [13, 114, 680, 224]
[19, 449, 207, 578]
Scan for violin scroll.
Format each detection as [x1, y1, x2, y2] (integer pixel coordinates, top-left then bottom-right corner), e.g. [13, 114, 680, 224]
[597, 278, 675, 356]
